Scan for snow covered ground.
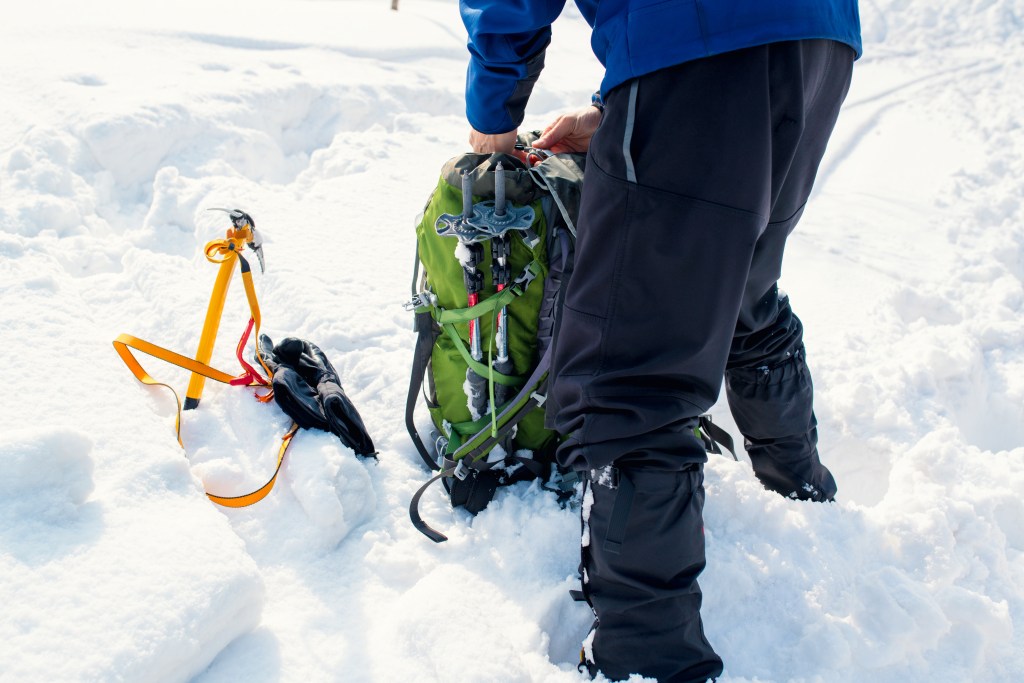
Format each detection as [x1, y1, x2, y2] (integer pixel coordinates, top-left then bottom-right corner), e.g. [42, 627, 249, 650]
[1, 0, 1022, 681]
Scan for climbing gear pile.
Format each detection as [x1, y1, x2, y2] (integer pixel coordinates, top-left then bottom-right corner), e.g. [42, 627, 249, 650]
[114, 209, 374, 507]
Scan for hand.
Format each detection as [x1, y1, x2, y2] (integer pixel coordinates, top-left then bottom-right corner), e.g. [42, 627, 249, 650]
[469, 128, 518, 155]
[533, 105, 602, 154]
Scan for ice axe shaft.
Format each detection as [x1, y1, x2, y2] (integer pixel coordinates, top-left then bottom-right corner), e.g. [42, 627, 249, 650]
[184, 258, 236, 409]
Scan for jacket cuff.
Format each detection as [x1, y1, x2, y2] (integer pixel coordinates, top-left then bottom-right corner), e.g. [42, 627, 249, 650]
[466, 45, 548, 134]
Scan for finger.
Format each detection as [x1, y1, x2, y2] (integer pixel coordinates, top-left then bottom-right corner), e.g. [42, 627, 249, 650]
[534, 117, 573, 149]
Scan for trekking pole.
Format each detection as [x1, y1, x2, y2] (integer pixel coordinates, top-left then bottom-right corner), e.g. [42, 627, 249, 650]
[184, 209, 265, 410]
[474, 162, 537, 405]
[436, 171, 490, 420]
[462, 240, 488, 419]
[490, 164, 515, 408]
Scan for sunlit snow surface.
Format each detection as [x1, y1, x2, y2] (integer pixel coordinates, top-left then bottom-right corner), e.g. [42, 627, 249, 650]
[1, 1, 1023, 681]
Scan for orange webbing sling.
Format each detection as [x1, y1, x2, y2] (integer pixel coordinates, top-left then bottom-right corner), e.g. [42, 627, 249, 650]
[113, 234, 298, 508]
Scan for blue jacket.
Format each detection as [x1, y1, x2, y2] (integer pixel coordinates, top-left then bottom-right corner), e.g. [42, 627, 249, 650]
[461, 0, 862, 134]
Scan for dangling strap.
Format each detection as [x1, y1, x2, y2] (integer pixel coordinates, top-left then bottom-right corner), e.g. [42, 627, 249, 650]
[206, 422, 299, 507]
[113, 327, 299, 506]
[698, 415, 738, 461]
[409, 466, 456, 543]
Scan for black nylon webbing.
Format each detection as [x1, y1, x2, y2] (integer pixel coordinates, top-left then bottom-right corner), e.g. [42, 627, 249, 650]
[602, 470, 635, 555]
[406, 310, 440, 471]
[699, 415, 738, 461]
[409, 468, 453, 543]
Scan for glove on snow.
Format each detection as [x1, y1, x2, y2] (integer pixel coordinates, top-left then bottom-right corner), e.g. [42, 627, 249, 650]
[258, 334, 376, 457]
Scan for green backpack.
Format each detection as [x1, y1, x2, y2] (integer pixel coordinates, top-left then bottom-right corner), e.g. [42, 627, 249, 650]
[406, 136, 586, 542]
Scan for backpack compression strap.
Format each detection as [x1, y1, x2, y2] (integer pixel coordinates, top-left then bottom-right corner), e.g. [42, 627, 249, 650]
[404, 259, 541, 471]
[405, 307, 441, 471]
[409, 347, 552, 542]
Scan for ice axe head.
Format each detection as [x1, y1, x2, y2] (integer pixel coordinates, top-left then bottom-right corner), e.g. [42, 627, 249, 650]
[208, 207, 266, 273]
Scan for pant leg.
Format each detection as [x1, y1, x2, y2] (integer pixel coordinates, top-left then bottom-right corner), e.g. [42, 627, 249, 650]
[725, 39, 855, 501]
[581, 466, 722, 683]
[550, 40, 855, 681]
[552, 45, 780, 683]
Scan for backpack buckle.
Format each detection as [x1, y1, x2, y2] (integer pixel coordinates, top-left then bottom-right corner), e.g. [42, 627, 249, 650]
[404, 291, 437, 311]
[544, 464, 580, 496]
[453, 459, 471, 481]
[520, 228, 541, 250]
[512, 267, 537, 294]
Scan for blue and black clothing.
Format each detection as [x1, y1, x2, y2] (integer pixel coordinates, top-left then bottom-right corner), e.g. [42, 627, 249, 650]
[461, 0, 861, 134]
[459, 3, 860, 681]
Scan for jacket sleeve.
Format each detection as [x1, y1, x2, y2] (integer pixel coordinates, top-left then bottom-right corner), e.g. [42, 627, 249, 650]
[460, 0, 567, 134]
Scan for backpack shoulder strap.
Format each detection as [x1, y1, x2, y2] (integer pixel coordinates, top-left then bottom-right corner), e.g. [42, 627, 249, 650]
[529, 152, 586, 238]
[405, 306, 441, 472]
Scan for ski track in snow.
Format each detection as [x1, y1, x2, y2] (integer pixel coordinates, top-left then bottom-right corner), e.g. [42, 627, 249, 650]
[2, 1, 1024, 682]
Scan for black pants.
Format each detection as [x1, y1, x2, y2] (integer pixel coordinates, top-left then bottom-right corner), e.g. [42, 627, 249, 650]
[550, 40, 855, 681]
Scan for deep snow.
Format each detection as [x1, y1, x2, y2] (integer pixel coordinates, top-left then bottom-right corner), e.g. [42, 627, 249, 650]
[1, 1, 1023, 681]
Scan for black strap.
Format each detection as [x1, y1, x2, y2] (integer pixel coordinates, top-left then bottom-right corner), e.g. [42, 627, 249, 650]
[512, 453, 546, 479]
[602, 469, 635, 555]
[406, 310, 441, 471]
[698, 415, 738, 461]
[409, 467, 455, 543]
